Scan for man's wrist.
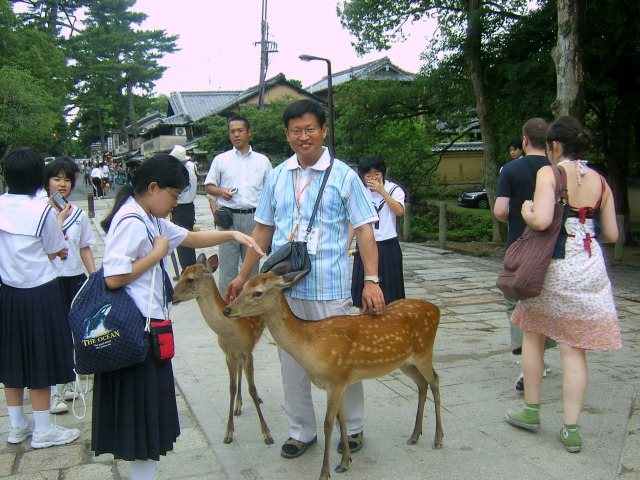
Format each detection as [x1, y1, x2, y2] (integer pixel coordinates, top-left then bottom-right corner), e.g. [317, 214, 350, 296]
[364, 275, 379, 284]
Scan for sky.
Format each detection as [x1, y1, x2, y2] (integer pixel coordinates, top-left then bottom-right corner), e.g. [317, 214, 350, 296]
[132, 0, 436, 95]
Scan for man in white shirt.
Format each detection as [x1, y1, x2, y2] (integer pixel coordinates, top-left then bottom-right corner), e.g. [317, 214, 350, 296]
[204, 116, 272, 293]
[169, 145, 199, 270]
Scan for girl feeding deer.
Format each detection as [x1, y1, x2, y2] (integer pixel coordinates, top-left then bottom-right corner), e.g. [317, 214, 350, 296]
[94, 153, 262, 480]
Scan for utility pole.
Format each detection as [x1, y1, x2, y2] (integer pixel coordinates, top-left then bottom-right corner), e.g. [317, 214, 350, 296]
[255, 0, 278, 109]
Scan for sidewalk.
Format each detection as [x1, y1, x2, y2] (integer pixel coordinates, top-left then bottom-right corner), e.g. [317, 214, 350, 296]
[1, 183, 638, 479]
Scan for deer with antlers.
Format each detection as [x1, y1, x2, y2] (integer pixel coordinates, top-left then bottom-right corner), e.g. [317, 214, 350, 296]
[172, 253, 273, 445]
[223, 262, 443, 480]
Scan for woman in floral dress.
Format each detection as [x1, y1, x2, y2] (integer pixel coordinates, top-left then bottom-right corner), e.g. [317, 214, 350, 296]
[505, 116, 622, 453]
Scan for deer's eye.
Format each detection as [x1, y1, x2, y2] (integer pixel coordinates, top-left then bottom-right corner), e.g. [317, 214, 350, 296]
[252, 292, 263, 298]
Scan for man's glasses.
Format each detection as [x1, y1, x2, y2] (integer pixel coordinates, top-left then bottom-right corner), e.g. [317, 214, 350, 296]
[289, 127, 319, 137]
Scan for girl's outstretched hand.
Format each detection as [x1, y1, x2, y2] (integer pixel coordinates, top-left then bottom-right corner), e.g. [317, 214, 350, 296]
[232, 232, 264, 256]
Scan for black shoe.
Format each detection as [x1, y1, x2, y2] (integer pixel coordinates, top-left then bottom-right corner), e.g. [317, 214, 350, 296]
[337, 431, 363, 454]
[515, 374, 524, 392]
[281, 436, 317, 458]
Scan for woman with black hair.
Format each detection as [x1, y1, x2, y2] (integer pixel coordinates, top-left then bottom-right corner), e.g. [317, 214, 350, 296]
[93, 153, 263, 480]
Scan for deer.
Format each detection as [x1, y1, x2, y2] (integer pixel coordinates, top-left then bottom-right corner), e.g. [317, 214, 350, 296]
[172, 253, 273, 445]
[222, 262, 443, 480]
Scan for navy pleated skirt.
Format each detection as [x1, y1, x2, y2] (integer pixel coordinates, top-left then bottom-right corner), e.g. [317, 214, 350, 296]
[59, 273, 88, 314]
[92, 347, 180, 461]
[351, 237, 405, 308]
[0, 278, 75, 389]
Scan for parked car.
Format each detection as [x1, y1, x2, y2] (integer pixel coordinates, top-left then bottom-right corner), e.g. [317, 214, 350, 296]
[458, 188, 489, 209]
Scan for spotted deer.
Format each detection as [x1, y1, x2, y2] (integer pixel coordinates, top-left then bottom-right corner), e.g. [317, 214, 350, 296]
[223, 262, 443, 480]
[172, 253, 273, 445]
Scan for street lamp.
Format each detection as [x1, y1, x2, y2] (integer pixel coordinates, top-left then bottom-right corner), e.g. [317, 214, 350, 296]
[299, 54, 334, 157]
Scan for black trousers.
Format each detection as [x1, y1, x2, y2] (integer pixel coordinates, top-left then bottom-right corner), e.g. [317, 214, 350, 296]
[92, 177, 103, 197]
[171, 202, 196, 270]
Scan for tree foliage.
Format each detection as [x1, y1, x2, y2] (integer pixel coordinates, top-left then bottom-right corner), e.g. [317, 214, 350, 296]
[196, 98, 296, 164]
[1, 0, 68, 157]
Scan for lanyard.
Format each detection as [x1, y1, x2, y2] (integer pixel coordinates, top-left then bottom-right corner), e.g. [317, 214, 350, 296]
[290, 168, 318, 242]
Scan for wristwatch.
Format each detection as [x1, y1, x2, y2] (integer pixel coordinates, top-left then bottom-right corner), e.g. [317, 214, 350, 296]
[364, 275, 379, 284]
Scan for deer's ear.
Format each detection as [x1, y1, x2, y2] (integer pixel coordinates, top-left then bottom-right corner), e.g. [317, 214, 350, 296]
[281, 269, 310, 287]
[271, 261, 292, 276]
[206, 254, 219, 273]
[196, 253, 207, 266]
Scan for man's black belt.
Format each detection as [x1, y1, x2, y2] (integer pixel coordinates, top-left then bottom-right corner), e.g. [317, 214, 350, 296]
[230, 208, 256, 214]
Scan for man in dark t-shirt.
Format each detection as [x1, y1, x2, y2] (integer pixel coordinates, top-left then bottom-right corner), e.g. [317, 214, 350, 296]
[495, 118, 556, 391]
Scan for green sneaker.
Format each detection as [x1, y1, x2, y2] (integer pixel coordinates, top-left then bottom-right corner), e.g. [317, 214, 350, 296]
[559, 425, 581, 453]
[505, 404, 540, 431]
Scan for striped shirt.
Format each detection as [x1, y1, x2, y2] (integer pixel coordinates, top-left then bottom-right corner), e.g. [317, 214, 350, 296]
[255, 148, 377, 300]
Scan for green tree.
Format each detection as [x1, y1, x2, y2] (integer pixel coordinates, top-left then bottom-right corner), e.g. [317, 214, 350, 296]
[1, 0, 68, 157]
[67, 0, 178, 148]
[340, 0, 528, 241]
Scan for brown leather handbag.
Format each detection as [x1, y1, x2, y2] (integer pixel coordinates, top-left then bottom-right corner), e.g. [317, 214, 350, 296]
[495, 165, 567, 300]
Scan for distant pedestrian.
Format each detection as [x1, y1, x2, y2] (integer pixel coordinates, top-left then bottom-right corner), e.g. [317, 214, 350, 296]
[90, 164, 103, 198]
[169, 145, 198, 270]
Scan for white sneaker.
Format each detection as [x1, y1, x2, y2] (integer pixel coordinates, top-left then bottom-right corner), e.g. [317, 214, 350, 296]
[31, 425, 79, 449]
[50, 393, 69, 414]
[7, 419, 33, 444]
[59, 382, 78, 401]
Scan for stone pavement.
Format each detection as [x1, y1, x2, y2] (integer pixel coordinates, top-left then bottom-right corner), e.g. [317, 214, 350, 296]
[1, 182, 638, 479]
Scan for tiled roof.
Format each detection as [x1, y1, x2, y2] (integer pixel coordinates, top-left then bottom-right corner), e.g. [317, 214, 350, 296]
[305, 56, 415, 93]
[168, 90, 242, 122]
[433, 141, 484, 152]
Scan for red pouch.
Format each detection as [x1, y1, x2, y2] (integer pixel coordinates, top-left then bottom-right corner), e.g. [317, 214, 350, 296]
[149, 319, 174, 361]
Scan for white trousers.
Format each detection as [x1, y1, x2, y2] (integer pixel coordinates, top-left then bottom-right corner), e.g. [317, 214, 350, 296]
[280, 297, 364, 443]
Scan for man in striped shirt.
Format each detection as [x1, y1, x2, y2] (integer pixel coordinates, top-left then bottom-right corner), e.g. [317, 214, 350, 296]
[225, 99, 384, 460]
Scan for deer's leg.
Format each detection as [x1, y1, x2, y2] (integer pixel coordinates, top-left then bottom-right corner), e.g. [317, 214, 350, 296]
[224, 356, 239, 444]
[319, 387, 348, 480]
[234, 360, 243, 416]
[242, 353, 274, 445]
[415, 358, 443, 449]
[334, 396, 350, 474]
[400, 364, 428, 445]
[428, 367, 443, 449]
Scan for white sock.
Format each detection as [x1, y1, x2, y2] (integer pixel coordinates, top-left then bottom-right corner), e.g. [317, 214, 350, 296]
[7, 405, 28, 429]
[129, 459, 158, 480]
[51, 385, 59, 395]
[32, 410, 52, 435]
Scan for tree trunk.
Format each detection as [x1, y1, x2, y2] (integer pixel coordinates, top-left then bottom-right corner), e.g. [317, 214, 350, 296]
[127, 81, 139, 140]
[551, 0, 586, 119]
[464, 0, 503, 242]
[97, 109, 105, 152]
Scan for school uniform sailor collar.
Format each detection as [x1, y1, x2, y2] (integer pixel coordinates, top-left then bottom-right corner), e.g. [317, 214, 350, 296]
[0, 194, 53, 236]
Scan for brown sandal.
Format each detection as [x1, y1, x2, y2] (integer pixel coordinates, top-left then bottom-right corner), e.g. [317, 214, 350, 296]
[337, 431, 363, 454]
[281, 436, 317, 458]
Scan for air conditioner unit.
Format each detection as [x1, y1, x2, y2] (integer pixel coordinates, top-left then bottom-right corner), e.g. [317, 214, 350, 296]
[174, 127, 186, 136]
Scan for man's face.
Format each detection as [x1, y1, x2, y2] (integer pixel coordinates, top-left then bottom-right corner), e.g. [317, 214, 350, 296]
[229, 120, 251, 151]
[509, 146, 523, 159]
[285, 113, 327, 164]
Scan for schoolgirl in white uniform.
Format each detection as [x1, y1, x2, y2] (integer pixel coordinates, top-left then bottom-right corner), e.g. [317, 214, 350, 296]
[44, 158, 97, 312]
[0, 147, 80, 449]
[93, 154, 262, 480]
[44, 158, 97, 414]
[351, 154, 406, 308]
